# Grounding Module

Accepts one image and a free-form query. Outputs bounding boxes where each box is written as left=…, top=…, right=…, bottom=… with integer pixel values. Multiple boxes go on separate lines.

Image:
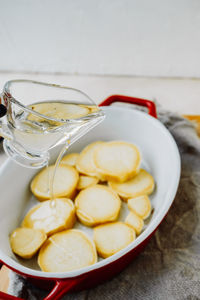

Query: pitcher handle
left=0, top=104, right=7, bottom=118
left=0, top=98, right=12, bottom=140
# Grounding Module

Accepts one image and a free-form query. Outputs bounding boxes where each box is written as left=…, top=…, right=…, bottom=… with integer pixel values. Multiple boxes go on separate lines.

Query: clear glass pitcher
left=0, top=80, right=105, bottom=168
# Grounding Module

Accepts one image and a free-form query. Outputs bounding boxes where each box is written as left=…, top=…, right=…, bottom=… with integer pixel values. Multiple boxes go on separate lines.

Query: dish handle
left=99, top=95, right=157, bottom=118
left=43, top=277, right=85, bottom=300
left=0, top=291, right=23, bottom=300
left=0, top=276, right=85, bottom=300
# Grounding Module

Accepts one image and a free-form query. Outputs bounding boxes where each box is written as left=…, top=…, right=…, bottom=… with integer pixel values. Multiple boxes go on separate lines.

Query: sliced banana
left=128, top=195, right=151, bottom=220
left=93, top=141, right=141, bottom=183
left=38, top=229, right=97, bottom=272
left=61, top=153, right=79, bottom=167
left=94, top=222, right=135, bottom=258
left=77, top=175, right=99, bottom=190
left=75, top=141, right=105, bottom=179
left=125, top=211, right=144, bottom=235
left=109, top=169, right=154, bottom=200
left=10, top=227, right=47, bottom=259
left=75, top=184, right=121, bottom=227
left=31, top=164, right=79, bottom=201
left=22, top=198, right=76, bottom=236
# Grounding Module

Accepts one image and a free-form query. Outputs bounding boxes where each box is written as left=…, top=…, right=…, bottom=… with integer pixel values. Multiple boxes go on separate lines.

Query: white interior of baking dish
left=0, top=106, right=180, bottom=278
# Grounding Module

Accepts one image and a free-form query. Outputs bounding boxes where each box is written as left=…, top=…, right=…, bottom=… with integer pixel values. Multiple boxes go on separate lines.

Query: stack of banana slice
left=10, top=141, right=155, bottom=272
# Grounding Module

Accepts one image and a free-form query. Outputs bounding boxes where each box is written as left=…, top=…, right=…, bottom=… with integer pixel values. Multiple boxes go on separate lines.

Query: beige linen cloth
left=6, top=106, right=200, bottom=299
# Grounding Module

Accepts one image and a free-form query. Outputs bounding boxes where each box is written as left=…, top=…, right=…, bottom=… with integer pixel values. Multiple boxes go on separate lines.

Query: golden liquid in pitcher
left=28, top=101, right=101, bottom=206
left=29, top=101, right=99, bottom=124
left=11, top=101, right=100, bottom=155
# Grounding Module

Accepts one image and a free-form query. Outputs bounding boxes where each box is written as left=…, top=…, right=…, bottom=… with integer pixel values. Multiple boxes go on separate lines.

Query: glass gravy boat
left=0, top=80, right=105, bottom=168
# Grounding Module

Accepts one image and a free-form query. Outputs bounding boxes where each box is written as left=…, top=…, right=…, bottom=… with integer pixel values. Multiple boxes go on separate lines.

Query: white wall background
left=0, top=0, right=200, bottom=77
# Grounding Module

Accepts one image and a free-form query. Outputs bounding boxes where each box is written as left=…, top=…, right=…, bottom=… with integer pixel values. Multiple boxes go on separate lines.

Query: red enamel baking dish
left=0, top=95, right=180, bottom=300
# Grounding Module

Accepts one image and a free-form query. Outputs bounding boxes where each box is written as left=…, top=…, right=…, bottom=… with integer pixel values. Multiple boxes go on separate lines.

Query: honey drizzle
left=49, top=142, right=69, bottom=208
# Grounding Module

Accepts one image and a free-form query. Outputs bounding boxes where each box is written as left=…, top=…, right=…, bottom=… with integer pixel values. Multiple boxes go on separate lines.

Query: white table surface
left=0, top=72, right=199, bottom=166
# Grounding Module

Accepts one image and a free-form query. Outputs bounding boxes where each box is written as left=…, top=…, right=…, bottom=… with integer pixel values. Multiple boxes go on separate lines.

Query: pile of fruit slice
left=9, top=141, right=155, bottom=272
